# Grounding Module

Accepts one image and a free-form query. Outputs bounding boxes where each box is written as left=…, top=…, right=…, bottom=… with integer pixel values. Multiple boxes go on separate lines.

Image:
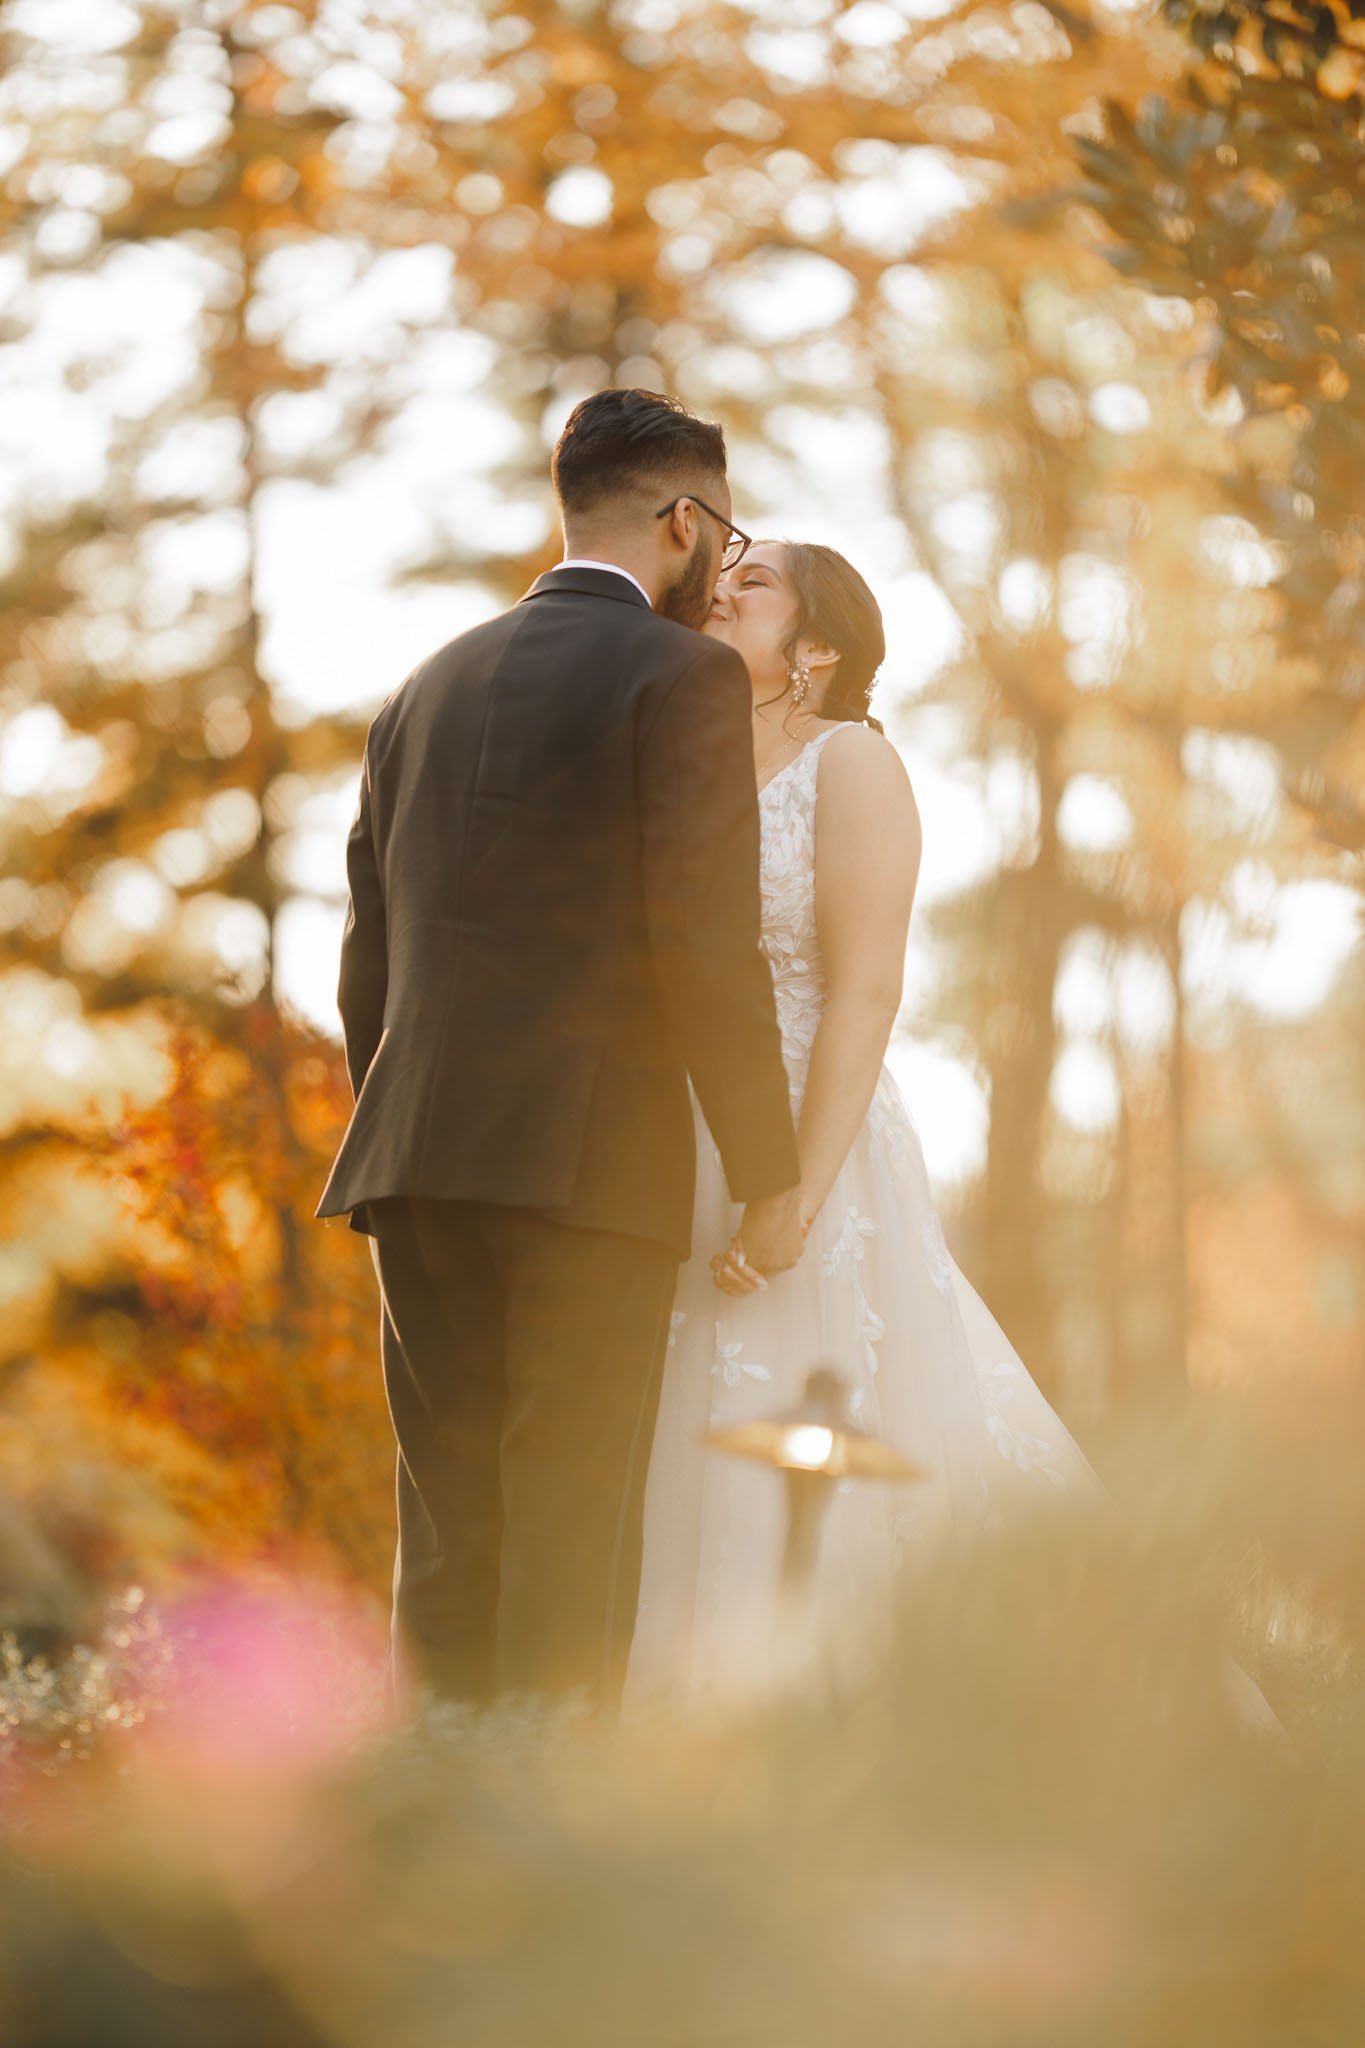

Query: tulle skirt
left=626, top=1063, right=1100, bottom=1709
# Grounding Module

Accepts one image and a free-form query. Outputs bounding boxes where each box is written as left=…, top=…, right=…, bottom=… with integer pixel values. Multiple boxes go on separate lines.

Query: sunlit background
left=2, top=0, right=1362, bottom=1571
left=1, top=3, right=1364, bottom=2037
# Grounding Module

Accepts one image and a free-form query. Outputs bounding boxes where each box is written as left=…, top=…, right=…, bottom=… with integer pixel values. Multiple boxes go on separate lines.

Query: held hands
left=709, top=1185, right=809, bottom=1298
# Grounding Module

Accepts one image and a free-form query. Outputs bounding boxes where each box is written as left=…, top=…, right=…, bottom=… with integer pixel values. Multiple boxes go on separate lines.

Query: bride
left=627, top=539, right=1099, bottom=1705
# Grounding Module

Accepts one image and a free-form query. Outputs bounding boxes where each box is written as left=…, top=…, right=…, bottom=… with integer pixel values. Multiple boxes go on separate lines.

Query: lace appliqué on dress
left=821, top=1206, right=885, bottom=1378
left=867, top=1072, right=913, bottom=1167
left=921, top=1214, right=953, bottom=1294
left=758, top=734, right=839, bottom=1107
left=713, top=1329, right=772, bottom=1390
left=979, top=1360, right=1069, bottom=1485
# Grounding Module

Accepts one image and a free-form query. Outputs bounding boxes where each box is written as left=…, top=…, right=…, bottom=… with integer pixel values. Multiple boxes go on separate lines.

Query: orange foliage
left=86, top=1008, right=393, bottom=1595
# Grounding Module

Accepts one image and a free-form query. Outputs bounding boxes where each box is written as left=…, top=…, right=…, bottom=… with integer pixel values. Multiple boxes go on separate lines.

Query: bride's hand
left=709, top=1235, right=767, bottom=1296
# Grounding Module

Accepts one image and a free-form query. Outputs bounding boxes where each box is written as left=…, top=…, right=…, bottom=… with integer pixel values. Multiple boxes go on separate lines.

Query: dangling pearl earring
left=788, top=656, right=812, bottom=709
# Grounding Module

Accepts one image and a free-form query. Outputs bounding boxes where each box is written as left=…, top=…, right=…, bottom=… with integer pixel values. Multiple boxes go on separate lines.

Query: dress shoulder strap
left=796, top=721, right=847, bottom=791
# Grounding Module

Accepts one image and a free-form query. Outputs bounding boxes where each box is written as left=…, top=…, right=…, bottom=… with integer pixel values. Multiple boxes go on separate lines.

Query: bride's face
left=702, top=543, right=794, bottom=689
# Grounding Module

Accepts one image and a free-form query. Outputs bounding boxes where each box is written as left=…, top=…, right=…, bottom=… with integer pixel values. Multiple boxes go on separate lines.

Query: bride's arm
left=796, top=725, right=921, bottom=1227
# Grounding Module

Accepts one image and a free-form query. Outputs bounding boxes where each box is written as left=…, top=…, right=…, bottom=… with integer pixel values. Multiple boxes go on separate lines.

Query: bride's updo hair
left=775, top=540, right=887, bottom=734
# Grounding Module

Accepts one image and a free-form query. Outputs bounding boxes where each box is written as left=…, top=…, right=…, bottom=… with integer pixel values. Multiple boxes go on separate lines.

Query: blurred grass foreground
left=4, top=1397, right=1365, bottom=2046
left=1, top=0, right=1364, bottom=2038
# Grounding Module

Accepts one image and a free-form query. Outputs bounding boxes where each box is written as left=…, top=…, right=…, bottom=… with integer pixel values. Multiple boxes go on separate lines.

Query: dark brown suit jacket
left=316, top=567, right=798, bottom=1258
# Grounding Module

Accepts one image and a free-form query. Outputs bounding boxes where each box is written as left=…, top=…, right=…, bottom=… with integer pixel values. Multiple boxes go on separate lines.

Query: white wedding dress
left=626, top=725, right=1099, bottom=1708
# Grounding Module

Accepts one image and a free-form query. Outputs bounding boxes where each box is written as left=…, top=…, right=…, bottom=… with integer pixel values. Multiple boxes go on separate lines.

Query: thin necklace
left=755, top=710, right=815, bottom=789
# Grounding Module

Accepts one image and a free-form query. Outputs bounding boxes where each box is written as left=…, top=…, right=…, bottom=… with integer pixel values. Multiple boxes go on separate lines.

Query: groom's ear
left=662, top=497, right=700, bottom=552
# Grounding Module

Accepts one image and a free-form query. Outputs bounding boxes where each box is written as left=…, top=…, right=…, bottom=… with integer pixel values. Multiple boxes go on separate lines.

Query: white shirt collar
left=555, top=558, right=653, bottom=609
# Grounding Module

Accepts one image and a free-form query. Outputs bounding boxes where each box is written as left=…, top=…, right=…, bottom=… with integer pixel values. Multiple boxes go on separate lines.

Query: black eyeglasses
left=655, top=495, right=752, bottom=572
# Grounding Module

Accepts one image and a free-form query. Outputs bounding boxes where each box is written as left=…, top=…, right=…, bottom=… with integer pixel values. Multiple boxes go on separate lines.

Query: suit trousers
left=368, top=1196, right=678, bottom=1710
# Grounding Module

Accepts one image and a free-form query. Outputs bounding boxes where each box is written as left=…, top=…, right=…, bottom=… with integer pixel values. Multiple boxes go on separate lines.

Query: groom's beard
left=656, top=529, right=717, bottom=631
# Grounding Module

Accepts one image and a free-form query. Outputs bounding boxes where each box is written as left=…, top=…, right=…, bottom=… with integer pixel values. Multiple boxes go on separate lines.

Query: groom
left=317, top=388, right=804, bottom=1710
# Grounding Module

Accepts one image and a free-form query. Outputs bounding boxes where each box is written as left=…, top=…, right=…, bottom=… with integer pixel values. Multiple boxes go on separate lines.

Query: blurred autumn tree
left=1077, top=1, right=1365, bottom=826
left=1051, top=0, right=1365, bottom=1387
left=0, top=0, right=466, bottom=1608
left=0, top=0, right=1358, bottom=1617
left=842, top=35, right=1350, bottom=1404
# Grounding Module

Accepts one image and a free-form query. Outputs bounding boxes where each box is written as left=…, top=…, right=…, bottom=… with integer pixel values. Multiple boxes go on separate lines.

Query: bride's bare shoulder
left=814, top=724, right=919, bottom=864
left=815, top=720, right=912, bottom=791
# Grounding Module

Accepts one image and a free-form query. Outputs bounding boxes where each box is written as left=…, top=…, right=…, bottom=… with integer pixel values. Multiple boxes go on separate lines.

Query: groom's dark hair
left=552, top=388, right=727, bottom=519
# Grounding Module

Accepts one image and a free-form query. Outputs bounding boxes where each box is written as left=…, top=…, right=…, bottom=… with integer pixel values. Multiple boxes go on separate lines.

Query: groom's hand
left=739, top=1185, right=806, bottom=1278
